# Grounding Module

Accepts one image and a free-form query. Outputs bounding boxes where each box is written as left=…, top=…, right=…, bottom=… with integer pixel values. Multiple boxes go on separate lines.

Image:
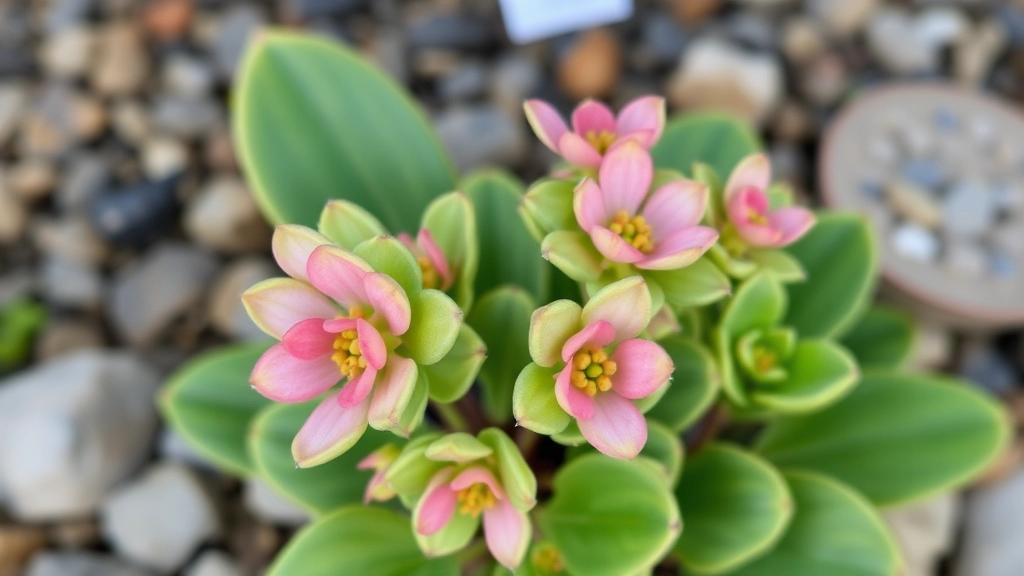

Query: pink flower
left=357, top=444, right=401, bottom=504
left=398, top=229, right=453, bottom=291
left=724, top=153, right=815, bottom=248
left=415, top=465, right=530, bottom=569
left=574, top=141, right=719, bottom=270
left=524, top=96, right=665, bottom=169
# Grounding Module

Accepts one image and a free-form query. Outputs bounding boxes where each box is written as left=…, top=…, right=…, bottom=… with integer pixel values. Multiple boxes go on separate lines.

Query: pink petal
left=577, top=393, right=647, bottom=460
left=484, top=500, right=531, bottom=570
left=768, top=206, right=816, bottom=246
left=356, top=319, right=387, bottom=370
left=363, top=272, right=411, bottom=336
left=281, top=318, right=335, bottom=360
left=367, top=356, right=418, bottom=430
left=635, top=226, right=719, bottom=270
left=241, top=278, right=338, bottom=340
left=590, top=226, right=645, bottom=264
left=418, top=229, right=453, bottom=288
left=362, top=469, right=393, bottom=504
left=415, top=469, right=458, bottom=536
left=561, top=320, right=616, bottom=363
left=571, top=99, right=617, bottom=136
left=272, top=225, right=331, bottom=282
left=555, top=363, right=595, bottom=420
left=728, top=187, right=781, bottom=247
left=307, top=245, right=372, bottom=309
left=609, top=339, right=673, bottom=399
left=598, top=141, right=652, bottom=216
left=558, top=132, right=603, bottom=168
left=615, top=96, right=665, bottom=143
left=323, top=317, right=357, bottom=333
left=250, top=344, right=340, bottom=403
left=641, top=180, right=709, bottom=240
left=337, top=366, right=378, bottom=408
left=580, top=276, right=650, bottom=342
left=724, top=153, right=772, bottom=206
left=397, top=232, right=416, bottom=250
left=450, top=466, right=507, bottom=501
left=292, top=391, right=370, bottom=468
left=572, top=178, right=609, bottom=232
left=523, top=99, right=569, bottom=153
left=615, top=129, right=657, bottom=149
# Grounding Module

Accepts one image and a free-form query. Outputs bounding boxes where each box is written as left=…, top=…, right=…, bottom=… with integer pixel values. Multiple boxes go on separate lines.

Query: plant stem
left=514, top=426, right=542, bottom=460
left=687, top=403, right=726, bottom=453
left=432, top=400, right=470, bottom=432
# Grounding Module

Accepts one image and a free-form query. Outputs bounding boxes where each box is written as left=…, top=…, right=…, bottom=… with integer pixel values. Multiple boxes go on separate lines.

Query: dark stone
left=639, top=14, right=687, bottom=68
left=961, top=342, right=1018, bottom=395
left=408, top=13, right=494, bottom=50
left=89, top=177, right=180, bottom=247
left=994, top=6, right=1024, bottom=49
left=281, top=0, right=364, bottom=19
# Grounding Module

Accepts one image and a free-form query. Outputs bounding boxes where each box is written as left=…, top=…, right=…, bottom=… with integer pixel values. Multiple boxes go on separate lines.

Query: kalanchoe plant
left=161, top=32, right=1011, bottom=576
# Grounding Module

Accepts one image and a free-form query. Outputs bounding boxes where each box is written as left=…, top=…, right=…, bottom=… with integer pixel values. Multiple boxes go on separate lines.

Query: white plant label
left=498, top=0, right=633, bottom=44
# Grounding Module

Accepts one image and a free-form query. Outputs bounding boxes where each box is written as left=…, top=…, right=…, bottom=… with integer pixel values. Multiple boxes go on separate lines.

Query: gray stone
left=32, top=215, right=109, bottom=266
left=280, top=0, right=364, bottom=19
left=185, top=551, right=242, bottom=576
left=101, top=464, right=220, bottom=572
left=0, top=352, right=159, bottom=520
left=956, top=467, right=1024, bottom=576
left=944, top=180, right=997, bottom=237
left=901, top=159, right=946, bottom=190
left=990, top=252, right=1018, bottom=279
left=637, top=14, right=687, bottom=69
left=866, top=134, right=899, bottom=166
left=19, top=83, right=104, bottom=158
left=150, top=96, right=222, bottom=139
left=141, top=136, right=189, bottom=180
left=867, top=9, right=941, bottom=75
left=36, top=320, right=105, bottom=361
left=435, top=106, right=526, bottom=173
left=184, top=176, right=270, bottom=254
left=25, top=552, right=154, bottom=576
left=40, top=26, right=94, bottom=78
left=58, top=153, right=110, bottom=212
left=886, top=180, right=942, bottom=228
left=798, top=53, right=848, bottom=106
left=781, top=16, right=826, bottom=64
left=111, top=100, right=150, bottom=144
left=208, top=258, right=277, bottom=340
left=945, top=241, right=987, bottom=278
left=158, top=429, right=215, bottom=470
left=408, top=12, right=493, bottom=50
left=369, top=27, right=407, bottom=84
left=9, top=160, right=57, bottom=202
left=213, top=5, right=265, bottom=79
left=439, top=62, right=488, bottom=102
left=0, top=187, right=27, bottom=243
left=0, top=82, right=29, bottom=146
left=990, top=220, right=1024, bottom=258
left=244, top=479, right=312, bottom=527
left=91, top=22, right=148, bottom=96
left=955, top=19, right=1006, bottom=87
left=960, top=340, right=1017, bottom=395
left=892, top=224, right=940, bottom=262
left=108, top=243, right=218, bottom=346
left=489, top=54, right=541, bottom=117
left=163, top=55, right=216, bottom=98
left=43, top=0, right=94, bottom=32
left=807, top=0, right=878, bottom=36
left=41, top=255, right=103, bottom=309
left=884, top=494, right=960, bottom=576
left=724, top=12, right=776, bottom=51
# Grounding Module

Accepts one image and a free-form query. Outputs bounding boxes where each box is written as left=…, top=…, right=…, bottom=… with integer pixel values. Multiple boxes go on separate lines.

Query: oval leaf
left=651, top=113, right=761, bottom=179
left=467, top=286, right=535, bottom=423
left=646, top=256, right=732, bottom=310
left=840, top=306, right=915, bottom=370
left=749, top=339, right=859, bottom=414
left=647, top=337, right=720, bottom=432
left=401, top=289, right=463, bottom=366
left=421, top=324, right=486, bottom=403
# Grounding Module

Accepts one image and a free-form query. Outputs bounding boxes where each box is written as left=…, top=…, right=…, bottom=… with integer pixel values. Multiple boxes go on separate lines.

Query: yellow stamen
left=747, top=208, right=769, bottom=226
left=417, top=255, right=440, bottom=290
left=569, top=344, right=618, bottom=397
left=532, top=543, right=566, bottom=573
left=456, top=483, right=497, bottom=518
left=585, top=130, right=617, bottom=154
left=330, top=307, right=369, bottom=379
left=608, top=210, right=655, bottom=253
left=753, top=346, right=776, bottom=373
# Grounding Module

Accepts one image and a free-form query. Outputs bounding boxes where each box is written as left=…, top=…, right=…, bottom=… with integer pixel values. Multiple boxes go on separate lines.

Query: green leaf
left=647, top=337, right=720, bottom=432
left=651, top=113, right=761, bottom=179
left=539, top=455, right=681, bottom=576
left=317, top=199, right=387, bottom=250
left=463, top=170, right=547, bottom=301
left=716, top=274, right=787, bottom=406
left=0, top=298, right=46, bottom=371
left=513, top=363, right=570, bottom=435
left=421, top=192, right=479, bottom=310
left=425, top=432, right=492, bottom=462
left=757, top=372, right=1011, bottom=507
left=467, top=286, right=535, bottom=423
left=478, top=428, right=538, bottom=510
left=160, top=342, right=272, bottom=476
left=749, top=339, right=859, bottom=414
left=249, top=401, right=391, bottom=514
left=746, top=250, right=806, bottom=284
left=354, top=235, right=422, bottom=298
left=646, top=256, right=732, bottom=310
left=520, top=178, right=577, bottom=243
left=784, top=214, right=877, bottom=339
left=673, top=443, right=792, bottom=575
left=421, top=324, right=486, bottom=403
left=567, top=421, right=684, bottom=487
left=840, top=306, right=915, bottom=370
left=731, top=471, right=901, bottom=576
left=541, top=230, right=603, bottom=283
left=235, top=32, right=455, bottom=231
left=267, top=506, right=457, bottom=576
left=401, top=289, right=463, bottom=366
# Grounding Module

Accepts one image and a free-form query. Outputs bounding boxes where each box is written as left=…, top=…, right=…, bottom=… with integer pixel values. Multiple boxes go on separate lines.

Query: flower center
left=416, top=255, right=440, bottom=290
left=608, top=210, right=654, bottom=253
left=746, top=207, right=769, bottom=226
left=585, top=130, right=617, bottom=154
left=331, top=307, right=368, bottom=378
left=456, top=482, right=497, bottom=517
left=532, top=543, right=566, bottom=573
left=570, top=345, right=618, bottom=397
left=753, top=346, right=777, bottom=372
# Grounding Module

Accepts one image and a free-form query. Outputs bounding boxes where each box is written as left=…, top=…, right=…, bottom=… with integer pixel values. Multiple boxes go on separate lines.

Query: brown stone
left=0, top=526, right=47, bottom=575
left=142, top=0, right=195, bottom=42
left=92, top=23, right=148, bottom=96
left=557, top=29, right=621, bottom=100
left=49, top=519, right=102, bottom=549
left=977, top=442, right=1024, bottom=486
left=669, top=0, right=722, bottom=26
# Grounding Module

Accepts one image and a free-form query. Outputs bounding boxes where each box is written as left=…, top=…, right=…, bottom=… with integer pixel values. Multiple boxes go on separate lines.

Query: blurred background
left=1, top=0, right=1024, bottom=574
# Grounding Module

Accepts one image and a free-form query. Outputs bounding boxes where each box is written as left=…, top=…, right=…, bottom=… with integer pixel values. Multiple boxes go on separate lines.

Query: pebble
left=886, top=179, right=942, bottom=228
left=41, top=255, right=103, bottom=309
left=943, top=180, right=996, bottom=237
left=57, top=153, right=110, bottom=212
left=636, top=14, right=687, bottom=71
left=489, top=54, right=541, bottom=116
left=212, top=5, right=266, bottom=79
left=184, top=176, right=270, bottom=254
left=244, top=479, right=312, bottom=528
left=163, top=55, right=216, bottom=98
left=990, top=220, right=1023, bottom=258
left=867, top=9, right=941, bottom=75
left=892, top=223, right=941, bottom=262
left=39, top=26, right=94, bottom=78
left=866, top=134, right=900, bottom=166
left=203, top=126, right=237, bottom=171
left=0, top=187, right=27, bottom=243
left=439, top=61, right=488, bottom=102
left=781, top=16, right=826, bottom=64
left=9, top=160, right=57, bottom=202
left=724, top=12, right=776, bottom=51
left=408, top=12, right=493, bottom=50
left=36, top=319, right=105, bottom=361
left=158, top=429, right=215, bottom=470
left=884, top=495, right=960, bottom=576
left=208, top=258, right=277, bottom=340
left=435, top=106, right=527, bottom=173
left=955, top=19, right=1007, bottom=87
left=799, top=53, right=849, bottom=106
left=150, top=96, right=222, bottom=139
left=91, top=22, right=148, bottom=96
left=90, top=177, right=180, bottom=246
left=108, top=243, right=218, bottom=346
left=50, top=519, right=102, bottom=549
left=960, top=339, right=1017, bottom=395
left=142, top=0, right=194, bottom=42
left=0, top=526, right=48, bottom=576
left=670, top=0, right=722, bottom=26
left=25, top=552, right=155, bottom=576
left=185, top=550, right=242, bottom=576
left=955, top=467, right=1024, bottom=576
left=901, top=159, right=946, bottom=190
left=945, top=241, right=987, bottom=278
left=368, top=27, right=407, bottom=84
left=990, top=252, right=1018, bottom=279
left=910, top=320, right=953, bottom=371
left=101, top=463, right=221, bottom=572
left=32, top=215, right=110, bottom=266
left=808, top=0, right=878, bottom=36
left=0, top=351, right=159, bottom=520
left=43, top=0, right=93, bottom=33
left=142, top=136, right=189, bottom=180
left=0, top=82, right=29, bottom=146
left=281, top=0, right=365, bottom=20
left=557, top=29, right=621, bottom=100
left=20, top=84, right=106, bottom=158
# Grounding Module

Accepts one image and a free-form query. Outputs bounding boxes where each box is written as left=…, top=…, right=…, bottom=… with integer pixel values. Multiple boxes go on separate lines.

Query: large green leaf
left=651, top=113, right=761, bottom=179
left=647, top=337, right=719, bottom=432
left=248, top=401, right=391, bottom=514
left=462, top=170, right=548, bottom=301
left=715, top=274, right=787, bottom=406
left=749, top=339, right=859, bottom=414
left=159, top=341, right=272, bottom=476
left=783, top=214, right=877, bottom=339
left=646, top=257, right=732, bottom=310
left=467, top=286, right=535, bottom=423
left=757, top=372, right=1011, bottom=507
left=840, top=306, right=915, bottom=370
left=731, top=471, right=901, bottom=576
left=539, top=455, right=680, bottom=576
left=235, top=32, right=455, bottom=231
left=674, top=443, right=792, bottom=575
left=267, top=506, right=457, bottom=576
left=421, top=324, right=486, bottom=403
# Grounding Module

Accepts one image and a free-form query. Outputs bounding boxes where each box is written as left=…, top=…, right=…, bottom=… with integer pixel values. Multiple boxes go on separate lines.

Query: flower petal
left=272, top=225, right=332, bottom=282
left=337, top=366, right=378, bottom=408
left=364, top=272, right=412, bottom=336
left=642, top=179, right=709, bottom=240
left=281, top=317, right=336, bottom=360
left=292, top=391, right=370, bottom=468
left=573, top=178, right=609, bottom=233
left=728, top=187, right=781, bottom=247
left=635, top=226, right=719, bottom=270
left=450, top=466, right=507, bottom=501
left=241, top=278, right=338, bottom=340
left=356, top=319, right=387, bottom=370
left=768, top=206, right=816, bottom=246
left=615, top=129, right=657, bottom=149
left=250, top=344, right=340, bottom=403
left=558, top=132, right=603, bottom=168
left=555, top=363, right=595, bottom=420
left=577, top=393, right=647, bottom=460
left=368, top=356, right=418, bottom=431
left=571, top=99, right=617, bottom=136
left=609, top=339, right=673, bottom=399
left=561, top=320, right=616, bottom=363
left=616, top=96, right=665, bottom=143
left=523, top=99, right=569, bottom=153
left=581, top=276, right=652, bottom=342
left=418, top=228, right=453, bottom=289
left=307, top=245, right=372, bottom=308
left=415, top=468, right=458, bottom=536
left=590, top=226, right=645, bottom=264
left=598, top=141, right=652, bottom=215
left=724, top=153, right=772, bottom=206
left=484, top=500, right=531, bottom=570
left=529, top=299, right=582, bottom=367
